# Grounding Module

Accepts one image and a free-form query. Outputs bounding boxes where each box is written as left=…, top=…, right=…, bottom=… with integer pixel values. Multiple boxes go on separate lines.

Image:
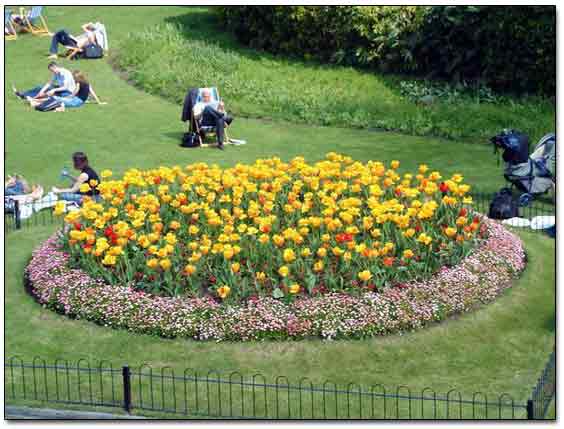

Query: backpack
left=181, top=132, right=200, bottom=148
left=488, top=188, right=519, bottom=220
left=35, top=97, right=63, bottom=112
left=81, top=43, right=104, bottom=59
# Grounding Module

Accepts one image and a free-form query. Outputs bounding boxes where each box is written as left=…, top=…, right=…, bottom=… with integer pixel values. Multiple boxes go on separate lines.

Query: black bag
left=488, top=188, right=519, bottom=219
left=35, top=97, right=63, bottom=112
left=181, top=132, right=200, bottom=148
left=81, top=43, right=104, bottom=59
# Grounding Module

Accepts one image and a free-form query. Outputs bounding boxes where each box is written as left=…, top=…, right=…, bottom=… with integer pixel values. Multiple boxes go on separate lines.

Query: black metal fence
left=5, top=198, right=59, bottom=232
left=4, top=191, right=556, bottom=234
left=472, top=191, right=556, bottom=223
left=528, top=349, right=556, bottom=419
left=4, top=350, right=556, bottom=420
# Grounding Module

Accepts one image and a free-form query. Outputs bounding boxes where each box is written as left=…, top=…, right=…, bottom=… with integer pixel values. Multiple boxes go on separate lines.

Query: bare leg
left=26, top=96, right=42, bottom=108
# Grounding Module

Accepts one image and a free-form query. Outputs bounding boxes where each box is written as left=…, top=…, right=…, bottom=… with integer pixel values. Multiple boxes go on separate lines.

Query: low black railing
left=528, top=348, right=556, bottom=419
left=5, top=198, right=59, bottom=232
left=4, top=353, right=554, bottom=420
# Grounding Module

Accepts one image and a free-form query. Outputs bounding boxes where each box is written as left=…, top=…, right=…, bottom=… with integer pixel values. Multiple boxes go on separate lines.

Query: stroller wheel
left=519, top=193, right=533, bottom=207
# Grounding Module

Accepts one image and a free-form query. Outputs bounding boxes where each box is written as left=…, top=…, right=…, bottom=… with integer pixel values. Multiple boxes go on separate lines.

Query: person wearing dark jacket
left=181, top=88, right=233, bottom=150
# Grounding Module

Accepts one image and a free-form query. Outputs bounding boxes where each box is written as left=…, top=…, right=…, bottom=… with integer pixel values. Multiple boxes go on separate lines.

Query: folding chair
left=189, top=87, right=231, bottom=147
left=21, top=6, right=50, bottom=36
left=63, top=45, right=82, bottom=59
left=4, top=9, right=17, bottom=40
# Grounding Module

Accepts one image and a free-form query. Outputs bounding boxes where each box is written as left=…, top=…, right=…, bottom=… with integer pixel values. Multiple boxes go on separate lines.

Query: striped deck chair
left=21, top=6, right=50, bottom=36
left=190, top=87, right=231, bottom=147
left=5, top=9, right=17, bottom=40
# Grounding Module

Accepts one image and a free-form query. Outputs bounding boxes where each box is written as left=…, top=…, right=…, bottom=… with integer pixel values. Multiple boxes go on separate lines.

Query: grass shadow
left=163, top=8, right=364, bottom=74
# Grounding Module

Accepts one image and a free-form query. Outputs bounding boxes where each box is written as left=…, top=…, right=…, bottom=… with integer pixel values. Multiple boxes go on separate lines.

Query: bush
left=218, top=6, right=427, bottom=69
left=217, top=6, right=555, bottom=95
left=412, top=6, right=556, bottom=95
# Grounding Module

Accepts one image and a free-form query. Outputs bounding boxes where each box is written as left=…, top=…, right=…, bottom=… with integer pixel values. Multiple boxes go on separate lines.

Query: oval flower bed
left=24, top=154, right=525, bottom=341
left=26, top=219, right=524, bottom=340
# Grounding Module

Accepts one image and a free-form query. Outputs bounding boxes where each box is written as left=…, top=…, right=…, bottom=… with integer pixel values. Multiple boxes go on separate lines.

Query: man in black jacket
left=181, top=88, right=233, bottom=150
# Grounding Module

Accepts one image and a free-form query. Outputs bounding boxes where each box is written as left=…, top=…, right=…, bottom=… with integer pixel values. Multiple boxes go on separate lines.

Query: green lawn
left=5, top=5, right=555, bottom=419
left=114, top=8, right=555, bottom=143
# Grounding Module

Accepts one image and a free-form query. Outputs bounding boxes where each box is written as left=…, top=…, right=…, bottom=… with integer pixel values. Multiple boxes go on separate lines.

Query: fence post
left=122, top=366, right=132, bottom=414
left=526, top=399, right=534, bottom=420
left=14, top=200, right=21, bottom=230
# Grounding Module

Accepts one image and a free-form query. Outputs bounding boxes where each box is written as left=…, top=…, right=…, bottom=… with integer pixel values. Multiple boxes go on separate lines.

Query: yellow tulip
left=289, top=284, right=300, bottom=294
left=403, top=249, right=414, bottom=259
left=283, top=248, right=296, bottom=263
left=313, top=260, right=324, bottom=272
left=146, top=258, right=159, bottom=269
left=100, top=169, right=113, bottom=179
left=102, top=254, right=117, bottom=266
left=184, top=264, right=196, bottom=276
left=54, top=202, right=66, bottom=216
left=217, top=285, right=231, bottom=299
left=358, top=270, right=372, bottom=282
left=278, top=266, right=289, bottom=277
left=159, top=259, right=172, bottom=271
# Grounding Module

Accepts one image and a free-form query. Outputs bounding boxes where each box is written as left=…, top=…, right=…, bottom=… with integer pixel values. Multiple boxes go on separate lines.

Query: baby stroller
left=491, top=130, right=556, bottom=206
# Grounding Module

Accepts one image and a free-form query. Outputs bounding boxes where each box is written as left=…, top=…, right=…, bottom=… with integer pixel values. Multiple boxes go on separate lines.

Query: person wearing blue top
left=26, top=70, right=106, bottom=112
left=12, top=62, right=76, bottom=100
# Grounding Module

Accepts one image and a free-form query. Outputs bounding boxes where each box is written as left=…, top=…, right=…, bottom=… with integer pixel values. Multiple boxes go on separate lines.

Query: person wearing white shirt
left=193, top=89, right=233, bottom=150
left=13, top=62, right=76, bottom=100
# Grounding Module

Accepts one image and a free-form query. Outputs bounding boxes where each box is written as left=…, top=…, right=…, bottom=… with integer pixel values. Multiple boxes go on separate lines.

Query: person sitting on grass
left=193, top=88, right=233, bottom=151
left=13, top=62, right=76, bottom=100
left=51, top=152, right=100, bottom=205
left=48, top=22, right=103, bottom=59
left=26, top=70, right=106, bottom=112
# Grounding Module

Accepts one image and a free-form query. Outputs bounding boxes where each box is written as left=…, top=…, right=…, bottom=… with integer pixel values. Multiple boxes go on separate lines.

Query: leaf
left=272, top=288, right=284, bottom=299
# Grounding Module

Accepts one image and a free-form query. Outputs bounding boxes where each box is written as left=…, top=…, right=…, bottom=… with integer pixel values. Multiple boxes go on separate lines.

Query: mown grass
left=112, top=9, right=555, bottom=143
left=4, top=5, right=555, bottom=419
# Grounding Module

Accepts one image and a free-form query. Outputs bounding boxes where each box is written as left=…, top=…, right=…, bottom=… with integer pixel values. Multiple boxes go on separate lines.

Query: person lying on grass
left=193, top=88, right=233, bottom=151
left=5, top=174, right=44, bottom=202
left=13, top=62, right=76, bottom=101
left=51, top=152, right=100, bottom=205
left=47, top=22, right=103, bottom=59
left=25, top=70, right=106, bottom=112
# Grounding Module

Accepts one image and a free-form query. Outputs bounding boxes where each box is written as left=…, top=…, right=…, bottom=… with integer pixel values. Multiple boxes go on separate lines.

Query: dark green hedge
left=217, top=6, right=555, bottom=95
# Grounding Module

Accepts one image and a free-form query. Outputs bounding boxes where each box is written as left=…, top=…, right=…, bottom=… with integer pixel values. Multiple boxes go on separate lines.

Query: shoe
left=12, top=84, right=23, bottom=99
left=47, top=54, right=58, bottom=59
left=217, top=144, right=224, bottom=150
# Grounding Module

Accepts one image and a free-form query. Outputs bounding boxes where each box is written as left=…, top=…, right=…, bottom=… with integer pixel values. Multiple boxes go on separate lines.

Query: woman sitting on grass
left=52, top=152, right=100, bottom=205
left=27, top=70, right=106, bottom=112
